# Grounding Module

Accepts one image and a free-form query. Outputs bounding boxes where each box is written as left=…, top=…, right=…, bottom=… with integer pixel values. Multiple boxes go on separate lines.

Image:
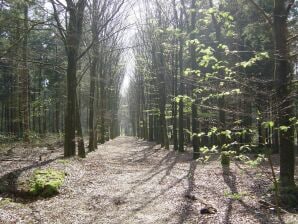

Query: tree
left=273, top=0, right=296, bottom=189
left=51, top=0, right=86, bottom=157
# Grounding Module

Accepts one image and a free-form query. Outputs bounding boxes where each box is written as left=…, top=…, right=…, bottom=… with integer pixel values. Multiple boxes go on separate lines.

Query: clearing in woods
left=0, top=137, right=296, bottom=223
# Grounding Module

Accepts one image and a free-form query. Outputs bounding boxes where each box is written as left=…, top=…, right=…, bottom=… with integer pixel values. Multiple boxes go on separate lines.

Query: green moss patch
left=29, top=168, right=65, bottom=197
left=57, top=159, right=70, bottom=165
left=0, top=198, right=13, bottom=207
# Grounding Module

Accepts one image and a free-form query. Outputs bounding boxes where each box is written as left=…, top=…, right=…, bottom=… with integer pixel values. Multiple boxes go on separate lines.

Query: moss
left=0, top=198, right=12, bottom=207
left=57, top=159, right=70, bottom=165
left=224, top=191, right=248, bottom=200
left=29, top=168, right=65, bottom=197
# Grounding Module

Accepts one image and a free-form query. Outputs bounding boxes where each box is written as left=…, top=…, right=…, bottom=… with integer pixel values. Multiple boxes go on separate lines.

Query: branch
left=76, top=0, right=125, bottom=61
left=287, top=34, right=298, bottom=43
left=0, top=21, right=48, bottom=59
left=55, top=0, right=67, bottom=8
left=50, top=0, right=66, bottom=45
left=286, top=0, right=295, bottom=14
left=246, top=0, right=272, bottom=25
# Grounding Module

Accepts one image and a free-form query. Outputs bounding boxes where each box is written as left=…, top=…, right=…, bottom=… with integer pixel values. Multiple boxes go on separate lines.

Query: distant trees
left=49, top=0, right=126, bottom=157
left=0, top=0, right=125, bottom=156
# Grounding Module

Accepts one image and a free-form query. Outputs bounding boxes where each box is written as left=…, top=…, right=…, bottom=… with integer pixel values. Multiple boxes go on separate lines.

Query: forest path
left=1, top=137, right=290, bottom=224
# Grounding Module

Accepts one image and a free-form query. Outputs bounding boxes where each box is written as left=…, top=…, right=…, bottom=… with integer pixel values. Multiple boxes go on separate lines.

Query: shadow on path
left=177, top=161, right=197, bottom=224
left=222, top=166, right=284, bottom=224
left=0, top=157, right=62, bottom=202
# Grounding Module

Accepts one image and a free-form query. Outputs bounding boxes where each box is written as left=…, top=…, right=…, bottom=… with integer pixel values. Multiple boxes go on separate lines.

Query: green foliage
left=174, top=95, right=194, bottom=104
left=29, top=168, right=65, bottom=197
left=221, top=130, right=232, bottom=139
left=242, top=23, right=271, bottom=50
left=236, top=52, right=269, bottom=68
left=245, top=154, right=267, bottom=167
left=27, top=131, right=41, bottom=143
left=57, top=159, right=70, bottom=165
left=261, top=121, right=274, bottom=128
left=0, top=134, right=18, bottom=144
left=221, top=151, right=231, bottom=166
left=279, top=125, right=290, bottom=132
left=224, top=191, right=248, bottom=200
left=195, top=145, right=218, bottom=163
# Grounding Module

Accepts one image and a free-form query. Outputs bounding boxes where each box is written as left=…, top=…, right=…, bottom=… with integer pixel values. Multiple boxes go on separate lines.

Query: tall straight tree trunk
left=64, top=51, right=77, bottom=156
left=38, top=63, right=42, bottom=134
left=88, top=48, right=98, bottom=151
left=99, top=69, right=106, bottom=144
left=157, top=52, right=169, bottom=149
left=172, top=0, right=181, bottom=151
left=10, top=17, right=21, bottom=137
left=189, top=0, right=199, bottom=159
left=178, top=8, right=185, bottom=152
left=172, top=52, right=178, bottom=150
left=55, top=100, right=60, bottom=133
left=149, top=114, right=154, bottom=141
left=76, top=95, right=85, bottom=158
left=155, top=8, right=169, bottom=149
left=273, top=0, right=296, bottom=188
left=155, top=115, right=161, bottom=144
left=20, top=3, right=30, bottom=142
left=61, top=0, right=86, bottom=157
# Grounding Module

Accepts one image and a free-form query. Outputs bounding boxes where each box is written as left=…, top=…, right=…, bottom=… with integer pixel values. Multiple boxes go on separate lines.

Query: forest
left=0, top=0, right=297, bottom=223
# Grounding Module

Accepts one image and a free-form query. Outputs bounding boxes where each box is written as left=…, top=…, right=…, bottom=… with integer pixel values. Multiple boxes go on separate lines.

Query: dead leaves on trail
left=0, top=137, right=297, bottom=224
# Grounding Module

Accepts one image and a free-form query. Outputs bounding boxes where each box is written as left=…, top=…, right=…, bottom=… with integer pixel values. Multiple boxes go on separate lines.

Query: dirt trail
left=0, top=137, right=295, bottom=223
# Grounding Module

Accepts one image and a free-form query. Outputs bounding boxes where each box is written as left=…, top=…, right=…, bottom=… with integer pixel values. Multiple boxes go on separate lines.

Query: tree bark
left=20, top=3, right=30, bottom=142
left=63, top=0, right=86, bottom=157
left=273, top=0, right=296, bottom=188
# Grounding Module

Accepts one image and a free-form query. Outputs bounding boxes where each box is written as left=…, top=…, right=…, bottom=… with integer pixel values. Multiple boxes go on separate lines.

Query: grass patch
left=224, top=191, right=248, bottom=200
left=29, top=168, right=65, bottom=197
left=57, top=159, right=70, bottom=165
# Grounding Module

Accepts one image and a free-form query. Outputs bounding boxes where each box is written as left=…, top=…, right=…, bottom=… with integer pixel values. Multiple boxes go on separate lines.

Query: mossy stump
left=29, top=168, right=65, bottom=197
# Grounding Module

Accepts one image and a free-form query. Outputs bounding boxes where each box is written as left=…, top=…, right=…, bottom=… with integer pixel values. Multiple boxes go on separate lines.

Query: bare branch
left=246, top=0, right=272, bottom=25
left=50, top=0, right=66, bottom=45
left=76, top=0, right=125, bottom=61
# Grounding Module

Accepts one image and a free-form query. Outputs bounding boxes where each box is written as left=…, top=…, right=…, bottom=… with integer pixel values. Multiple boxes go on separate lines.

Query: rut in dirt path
left=1, top=137, right=284, bottom=224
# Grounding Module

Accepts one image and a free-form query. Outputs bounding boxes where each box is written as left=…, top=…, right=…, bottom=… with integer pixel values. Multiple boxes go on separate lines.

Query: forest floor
left=0, top=137, right=297, bottom=224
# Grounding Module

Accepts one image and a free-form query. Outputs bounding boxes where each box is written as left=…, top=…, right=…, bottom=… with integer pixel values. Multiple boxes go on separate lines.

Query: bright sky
left=120, top=0, right=143, bottom=96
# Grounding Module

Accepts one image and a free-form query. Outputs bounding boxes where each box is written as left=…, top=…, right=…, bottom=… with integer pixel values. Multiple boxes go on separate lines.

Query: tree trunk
left=99, top=69, right=106, bottom=144
left=63, top=0, right=86, bottom=157
left=20, top=3, right=30, bottom=142
left=178, top=8, right=184, bottom=152
left=64, top=51, right=77, bottom=157
left=76, top=95, right=85, bottom=158
left=88, top=53, right=97, bottom=151
left=189, top=0, right=199, bottom=159
left=273, top=0, right=296, bottom=188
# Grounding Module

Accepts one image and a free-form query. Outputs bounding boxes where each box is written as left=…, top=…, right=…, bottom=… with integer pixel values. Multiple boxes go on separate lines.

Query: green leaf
left=262, top=121, right=274, bottom=128
left=279, top=126, right=289, bottom=132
